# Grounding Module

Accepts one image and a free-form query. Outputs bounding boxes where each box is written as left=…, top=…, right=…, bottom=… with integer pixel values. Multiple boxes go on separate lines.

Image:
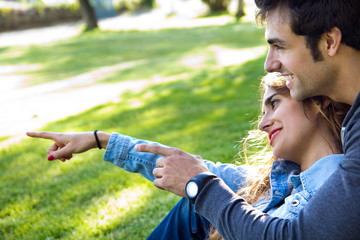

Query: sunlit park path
left=0, top=1, right=268, bottom=239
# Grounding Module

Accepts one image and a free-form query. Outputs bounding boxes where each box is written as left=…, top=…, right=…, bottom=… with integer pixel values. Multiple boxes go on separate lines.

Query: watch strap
left=186, top=172, right=217, bottom=204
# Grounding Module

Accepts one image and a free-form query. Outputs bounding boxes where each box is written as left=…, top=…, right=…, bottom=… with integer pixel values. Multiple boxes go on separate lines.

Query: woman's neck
left=298, top=133, right=341, bottom=171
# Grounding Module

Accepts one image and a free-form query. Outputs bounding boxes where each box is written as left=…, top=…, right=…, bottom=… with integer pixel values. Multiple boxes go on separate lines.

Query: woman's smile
left=269, top=128, right=282, bottom=146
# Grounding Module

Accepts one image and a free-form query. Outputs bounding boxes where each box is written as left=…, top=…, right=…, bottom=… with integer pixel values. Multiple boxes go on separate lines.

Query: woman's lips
left=269, top=128, right=282, bottom=146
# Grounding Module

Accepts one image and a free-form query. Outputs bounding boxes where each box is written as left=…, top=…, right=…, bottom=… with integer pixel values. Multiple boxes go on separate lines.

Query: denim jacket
left=104, top=132, right=343, bottom=219
left=255, top=154, right=343, bottom=219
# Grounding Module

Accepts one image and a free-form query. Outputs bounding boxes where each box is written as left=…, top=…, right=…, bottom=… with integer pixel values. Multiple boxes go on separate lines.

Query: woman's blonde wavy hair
left=208, top=73, right=350, bottom=240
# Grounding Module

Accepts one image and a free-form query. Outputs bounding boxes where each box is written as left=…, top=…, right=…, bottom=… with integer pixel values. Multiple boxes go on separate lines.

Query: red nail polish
left=48, top=155, right=54, bottom=161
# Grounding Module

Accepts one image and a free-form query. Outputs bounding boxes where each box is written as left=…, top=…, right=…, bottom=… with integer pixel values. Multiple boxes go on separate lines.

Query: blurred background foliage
left=0, top=0, right=246, bottom=31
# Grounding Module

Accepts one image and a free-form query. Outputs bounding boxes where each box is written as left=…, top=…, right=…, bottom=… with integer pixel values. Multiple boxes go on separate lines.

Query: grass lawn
left=0, top=17, right=266, bottom=239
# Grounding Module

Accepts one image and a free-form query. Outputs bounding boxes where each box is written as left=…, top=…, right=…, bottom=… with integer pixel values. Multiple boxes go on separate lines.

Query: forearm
left=103, top=133, right=254, bottom=189
left=103, top=133, right=167, bottom=181
left=195, top=178, right=291, bottom=240
left=102, top=134, right=224, bottom=183
left=195, top=170, right=360, bottom=240
left=204, top=160, right=254, bottom=192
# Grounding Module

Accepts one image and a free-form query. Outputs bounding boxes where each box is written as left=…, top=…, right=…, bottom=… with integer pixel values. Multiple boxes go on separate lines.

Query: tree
left=201, top=0, right=231, bottom=13
left=235, top=0, right=245, bottom=19
left=78, top=0, right=98, bottom=30
left=140, top=0, right=154, bottom=8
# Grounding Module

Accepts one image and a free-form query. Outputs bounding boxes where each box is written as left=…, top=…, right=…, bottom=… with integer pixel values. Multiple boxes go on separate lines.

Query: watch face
left=186, top=181, right=198, bottom=198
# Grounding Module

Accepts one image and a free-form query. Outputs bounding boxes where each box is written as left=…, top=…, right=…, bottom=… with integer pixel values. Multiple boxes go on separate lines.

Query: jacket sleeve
left=205, top=160, right=255, bottom=192
left=103, top=132, right=162, bottom=182
left=104, top=133, right=253, bottom=190
left=195, top=109, right=360, bottom=240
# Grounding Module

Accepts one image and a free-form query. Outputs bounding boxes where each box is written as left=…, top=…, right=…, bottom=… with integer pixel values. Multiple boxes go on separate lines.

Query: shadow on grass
left=0, top=47, right=9, bottom=54
left=0, top=54, right=265, bottom=239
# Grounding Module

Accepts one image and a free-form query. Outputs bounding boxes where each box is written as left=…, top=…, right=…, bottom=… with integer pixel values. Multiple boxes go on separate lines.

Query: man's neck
left=332, top=47, right=360, bottom=105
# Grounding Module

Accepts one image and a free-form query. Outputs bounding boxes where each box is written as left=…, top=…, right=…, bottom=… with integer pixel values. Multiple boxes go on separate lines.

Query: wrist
left=185, top=172, right=217, bottom=204
left=99, top=131, right=110, bottom=149
left=93, top=131, right=110, bottom=150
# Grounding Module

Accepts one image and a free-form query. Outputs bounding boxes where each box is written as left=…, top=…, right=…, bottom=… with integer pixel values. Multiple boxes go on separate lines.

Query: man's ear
left=324, top=27, right=342, bottom=57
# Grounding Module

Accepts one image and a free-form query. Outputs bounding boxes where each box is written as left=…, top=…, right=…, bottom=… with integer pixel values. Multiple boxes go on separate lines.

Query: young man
left=136, top=0, right=360, bottom=239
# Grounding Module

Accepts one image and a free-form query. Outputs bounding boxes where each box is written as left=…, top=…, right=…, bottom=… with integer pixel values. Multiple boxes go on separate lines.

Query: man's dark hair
left=255, top=0, right=360, bottom=62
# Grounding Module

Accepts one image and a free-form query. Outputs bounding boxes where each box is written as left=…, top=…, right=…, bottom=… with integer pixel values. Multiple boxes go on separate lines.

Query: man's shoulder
left=343, top=91, right=360, bottom=128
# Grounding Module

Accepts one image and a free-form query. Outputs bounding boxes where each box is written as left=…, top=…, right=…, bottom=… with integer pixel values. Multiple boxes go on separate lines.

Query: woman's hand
left=26, top=131, right=110, bottom=162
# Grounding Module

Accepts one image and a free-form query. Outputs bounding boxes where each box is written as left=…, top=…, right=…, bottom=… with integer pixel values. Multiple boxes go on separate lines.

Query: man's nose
left=264, top=51, right=282, bottom=73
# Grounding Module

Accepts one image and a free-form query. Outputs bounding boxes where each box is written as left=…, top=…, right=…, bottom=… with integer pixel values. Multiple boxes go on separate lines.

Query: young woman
left=27, top=73, right=350, bottom=239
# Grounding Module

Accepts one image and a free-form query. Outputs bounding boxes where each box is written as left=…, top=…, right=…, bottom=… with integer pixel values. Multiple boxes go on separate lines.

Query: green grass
left=0, top=18, right=266, bottom=239
left=1, top=21, right=265, bottom=86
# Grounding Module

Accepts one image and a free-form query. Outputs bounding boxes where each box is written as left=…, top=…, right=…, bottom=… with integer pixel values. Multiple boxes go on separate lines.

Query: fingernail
left=48, top=155, right=54, bottom=161
left=66, top=155, right=72, bottom=160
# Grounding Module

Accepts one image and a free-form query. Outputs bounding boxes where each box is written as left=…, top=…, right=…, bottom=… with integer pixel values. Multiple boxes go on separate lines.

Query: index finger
left=26, top=131, right=58, bottom=141
left=135, top=144, right=179, bottom=157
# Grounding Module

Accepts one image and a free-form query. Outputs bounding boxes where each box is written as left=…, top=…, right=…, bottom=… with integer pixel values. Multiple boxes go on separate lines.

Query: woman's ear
left=314, top=96, right=331, bottom=110
left=321, top=97, right=331, bottom=109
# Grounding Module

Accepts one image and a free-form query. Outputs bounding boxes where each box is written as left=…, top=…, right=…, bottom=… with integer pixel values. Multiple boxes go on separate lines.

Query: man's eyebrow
left=267, top=38, right=287, bottom=45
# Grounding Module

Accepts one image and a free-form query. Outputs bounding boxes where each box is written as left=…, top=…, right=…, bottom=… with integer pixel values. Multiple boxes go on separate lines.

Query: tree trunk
left=202, top=0, right=231, bottom=13
left=235, top=0, right=245, bottom=19
left=78, top=0, right=98, bottom=30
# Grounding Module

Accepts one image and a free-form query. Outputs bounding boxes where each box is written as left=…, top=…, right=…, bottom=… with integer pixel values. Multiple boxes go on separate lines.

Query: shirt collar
left=298, top=154, right=344, bottom=194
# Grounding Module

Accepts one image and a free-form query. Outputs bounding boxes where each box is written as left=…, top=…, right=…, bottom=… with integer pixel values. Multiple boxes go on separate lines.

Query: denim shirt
left=104, top=132, right=343, bottom=219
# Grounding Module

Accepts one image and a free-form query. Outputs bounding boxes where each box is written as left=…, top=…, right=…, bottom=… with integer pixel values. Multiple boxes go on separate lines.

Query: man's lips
left=269, top=128, right=282, bottom=145
left=282, top=74, right=294, bottom=88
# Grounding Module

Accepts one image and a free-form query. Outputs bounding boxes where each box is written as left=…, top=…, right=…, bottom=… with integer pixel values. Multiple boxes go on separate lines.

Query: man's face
left=264, top=9, right=334, bottom=101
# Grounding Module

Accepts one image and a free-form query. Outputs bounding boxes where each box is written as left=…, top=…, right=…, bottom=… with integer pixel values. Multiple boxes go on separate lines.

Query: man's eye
left=274, top=45, right=283, bottom=50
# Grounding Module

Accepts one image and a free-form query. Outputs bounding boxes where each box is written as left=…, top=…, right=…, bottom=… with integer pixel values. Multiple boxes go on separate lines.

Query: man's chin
left=290, top=89, right=307, bottom=101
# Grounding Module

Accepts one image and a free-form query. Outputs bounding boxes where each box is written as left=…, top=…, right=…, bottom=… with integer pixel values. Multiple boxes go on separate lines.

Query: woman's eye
left=271, top=99, right=279, bottom=108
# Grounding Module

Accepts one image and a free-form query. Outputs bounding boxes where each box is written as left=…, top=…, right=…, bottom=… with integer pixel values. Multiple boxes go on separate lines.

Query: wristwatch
left=185, top=172, right=217, bottom=204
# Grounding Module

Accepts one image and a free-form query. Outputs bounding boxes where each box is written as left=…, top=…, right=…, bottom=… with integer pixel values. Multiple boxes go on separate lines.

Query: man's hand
left=135, top=144, right=209, bottom=197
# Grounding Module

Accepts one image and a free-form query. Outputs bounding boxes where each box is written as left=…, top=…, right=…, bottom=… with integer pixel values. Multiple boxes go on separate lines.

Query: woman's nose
left=258, top=116, right=273, bottom=132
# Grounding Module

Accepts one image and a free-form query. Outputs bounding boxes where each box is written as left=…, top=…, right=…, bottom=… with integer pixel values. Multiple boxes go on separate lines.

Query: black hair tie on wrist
left=94, top=130, right=102, bottom=149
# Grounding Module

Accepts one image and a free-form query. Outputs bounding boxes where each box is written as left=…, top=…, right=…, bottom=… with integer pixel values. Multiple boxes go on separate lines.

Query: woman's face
left=258, top=87, right=319, bottom=162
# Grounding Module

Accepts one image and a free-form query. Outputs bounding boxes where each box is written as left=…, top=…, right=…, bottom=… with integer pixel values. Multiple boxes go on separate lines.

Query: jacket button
left=290, top=199, right=300, bottom=207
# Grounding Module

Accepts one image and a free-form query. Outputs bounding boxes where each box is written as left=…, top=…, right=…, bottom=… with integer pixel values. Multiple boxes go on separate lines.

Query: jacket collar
left=296, top=154, right=343, bottom=195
